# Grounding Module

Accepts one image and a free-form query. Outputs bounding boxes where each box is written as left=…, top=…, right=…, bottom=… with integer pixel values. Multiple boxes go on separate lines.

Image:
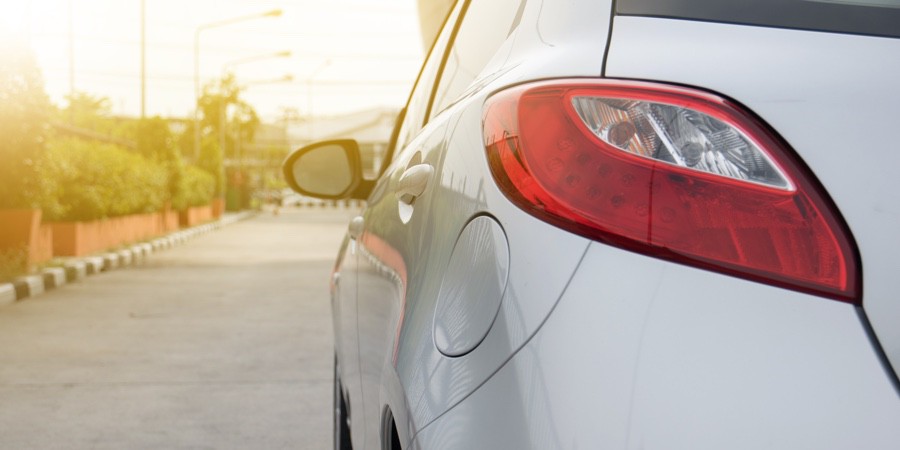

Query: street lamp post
left=193, top=8, right=282, bottom=160
left=140, top=0, right=146, bottom=119
left=68, top=0, right=74, bottom=124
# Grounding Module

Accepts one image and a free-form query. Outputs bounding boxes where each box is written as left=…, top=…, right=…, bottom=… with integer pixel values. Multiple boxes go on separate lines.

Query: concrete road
left=0, top=208, right=354, bottom=449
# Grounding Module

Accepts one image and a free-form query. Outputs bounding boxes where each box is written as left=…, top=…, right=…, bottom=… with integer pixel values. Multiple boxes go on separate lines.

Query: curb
left=0, top=284, right=15, bottom=307
left=84, top=257, right=104, bottom=275
left=102, top=253, right=121, bottom=271
left=42, top=267, right=67, bottom=290
left=0, top=212, right=256, bottom=305
left=63, top=261, right=87, bottom=282
left=13, top=275, right=44, bottom=300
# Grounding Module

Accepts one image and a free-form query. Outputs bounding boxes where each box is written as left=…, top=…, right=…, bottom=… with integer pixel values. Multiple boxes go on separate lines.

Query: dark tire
left=334, top=358, right=353, bottom=450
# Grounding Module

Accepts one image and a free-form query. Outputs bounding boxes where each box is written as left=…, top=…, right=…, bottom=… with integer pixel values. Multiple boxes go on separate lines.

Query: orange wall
left=179, top=205, right=214, bottom=228
left=0, top=209, right=53, bottom=269
left=51, top=212, right=162, bottom=257
left=4, top=205, right=215, bottom=260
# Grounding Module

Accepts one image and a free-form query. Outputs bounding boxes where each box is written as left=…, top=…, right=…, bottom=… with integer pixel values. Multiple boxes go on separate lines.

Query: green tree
left=197, top=134, right=225, bottom=196
left=134, top=116, right=176, bottom=162
left=59, top=91, right=137, bottom=141
left=0, top=41, right=52, bottom=209
left=198, top=73, right=260, bottom=159
left=132, top=116, right=189, bottom=207
left=193, top=74, right=260, bottom=197
left=65, top=92, right=112, bottom=125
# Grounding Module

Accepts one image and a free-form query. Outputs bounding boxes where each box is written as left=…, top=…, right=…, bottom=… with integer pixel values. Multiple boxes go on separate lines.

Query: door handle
left=348, top=216, right=365, bottom=240
left=395, top=163, right=434, bottom=204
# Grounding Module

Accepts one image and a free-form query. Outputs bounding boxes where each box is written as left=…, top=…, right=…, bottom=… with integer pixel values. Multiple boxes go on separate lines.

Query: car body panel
left=361, top=77, right=594, bottom=446
left=605, top=15, right=900, bottom=380
left=320, top=2, right=900, bottom=449
left=432, top=215, right=510, bottom=358
left=332, top=233, right=366, bottom=445
left=340, top=1, right=617, bottom=448
left=411, top=244, right=900, bottom=449
left=356, top=114, right=453, bottom=449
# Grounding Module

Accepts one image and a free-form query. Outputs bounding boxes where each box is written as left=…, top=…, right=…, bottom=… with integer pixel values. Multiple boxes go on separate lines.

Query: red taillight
left=483, top=80, right=859, bottom=303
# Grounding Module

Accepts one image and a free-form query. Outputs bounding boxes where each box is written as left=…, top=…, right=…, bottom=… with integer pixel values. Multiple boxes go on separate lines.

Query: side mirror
left=283, top=139, right=369, bottom=200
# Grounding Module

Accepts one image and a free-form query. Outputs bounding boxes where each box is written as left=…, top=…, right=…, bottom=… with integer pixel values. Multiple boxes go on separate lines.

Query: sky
left=0, top=0, right=425, bottom=122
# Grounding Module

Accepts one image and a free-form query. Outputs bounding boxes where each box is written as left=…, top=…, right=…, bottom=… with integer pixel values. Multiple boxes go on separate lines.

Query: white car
left=284, top=0, right=900, bottom=448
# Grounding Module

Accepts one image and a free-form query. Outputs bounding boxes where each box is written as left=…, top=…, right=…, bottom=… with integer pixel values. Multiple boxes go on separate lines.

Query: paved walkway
left=0, top=208, right=354, bottom=449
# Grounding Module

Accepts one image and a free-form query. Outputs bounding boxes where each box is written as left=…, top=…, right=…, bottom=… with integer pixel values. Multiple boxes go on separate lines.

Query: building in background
left=234, top=108, right=398, bottom=207
left=284, top=107, right=398, bottom=178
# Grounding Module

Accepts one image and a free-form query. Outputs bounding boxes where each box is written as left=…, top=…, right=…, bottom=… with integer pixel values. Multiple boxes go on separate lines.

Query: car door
left=350, top=3, right=465, bottom=448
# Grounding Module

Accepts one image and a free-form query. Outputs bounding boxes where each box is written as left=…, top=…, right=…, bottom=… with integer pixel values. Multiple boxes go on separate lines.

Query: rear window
left=617, top=0, right=900, bottom=39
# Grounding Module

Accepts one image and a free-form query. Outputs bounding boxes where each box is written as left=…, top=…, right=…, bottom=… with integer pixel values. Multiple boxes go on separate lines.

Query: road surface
left=0, top=208, right=354, bottom=449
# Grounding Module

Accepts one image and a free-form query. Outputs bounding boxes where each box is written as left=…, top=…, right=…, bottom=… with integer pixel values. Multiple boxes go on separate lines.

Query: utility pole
left=140, top=0, right=146, bottom=119
left=68, top=0, right=74, bottom=123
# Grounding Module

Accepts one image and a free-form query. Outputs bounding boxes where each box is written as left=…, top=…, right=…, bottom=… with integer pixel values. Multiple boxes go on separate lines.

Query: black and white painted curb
left=291, top=198, right=366, bottom=209
left=0, top=212, right=255, bottom=307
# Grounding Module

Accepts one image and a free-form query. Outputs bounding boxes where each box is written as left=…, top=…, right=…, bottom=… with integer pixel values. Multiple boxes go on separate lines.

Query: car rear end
left=412, top=0, right=900, bottom=448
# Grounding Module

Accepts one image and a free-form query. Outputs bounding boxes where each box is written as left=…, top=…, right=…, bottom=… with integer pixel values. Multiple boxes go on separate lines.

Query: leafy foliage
left=64, top=92, right=114, bottom=130
left=41, top=138, right=168, bottom=221
left=134, top=116, right=178, bottom=162
left=0, top=41, right=52, bottom=209
left=197, top=134, right=225, bottom=196
left=194, top=74, right=261, bottom=195
left=199, top=73, right=260, bottom=158
left=0, top=246, right=27, bottom=283
left=39, top=106, right=216, bottom=220
left=1, top=48, right=233, bottom=220
left=176, top=164, right=216, bottom=209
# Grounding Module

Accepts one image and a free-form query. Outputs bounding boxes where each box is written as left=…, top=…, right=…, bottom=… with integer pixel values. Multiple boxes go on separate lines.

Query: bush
left=197, top=135, right=225, bottom=196
left=40, top=137, right=168, bottom=221
left=174, top=164, right=216, bottom=210
left=0, top=41, right=52, bottom=209
left=0, top=247, right=27, bottom=283
left=1, top=47, right=216, bottom=219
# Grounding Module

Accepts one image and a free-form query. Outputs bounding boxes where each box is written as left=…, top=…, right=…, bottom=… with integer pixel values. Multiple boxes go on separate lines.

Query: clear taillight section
left=483, top=80, right=859, bottom=303
left=571, top=96, right=791, bottom=190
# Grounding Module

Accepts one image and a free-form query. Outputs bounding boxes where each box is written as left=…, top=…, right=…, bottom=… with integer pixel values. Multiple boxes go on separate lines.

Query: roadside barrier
left=0, top=212, right=256, bottom=305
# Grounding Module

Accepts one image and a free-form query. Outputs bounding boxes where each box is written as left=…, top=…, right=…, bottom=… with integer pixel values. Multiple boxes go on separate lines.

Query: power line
left=41, top=68, right=413, bottom=85
left=31, top=35, right=421, bottom=60
left=147, top=3, right=416, bottom=28
left=31, top=30, right=419, bottom=42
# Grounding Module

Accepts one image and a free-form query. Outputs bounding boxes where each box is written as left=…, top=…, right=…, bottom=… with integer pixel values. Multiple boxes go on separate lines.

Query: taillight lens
left=483, top=80, right=859, bottom=303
